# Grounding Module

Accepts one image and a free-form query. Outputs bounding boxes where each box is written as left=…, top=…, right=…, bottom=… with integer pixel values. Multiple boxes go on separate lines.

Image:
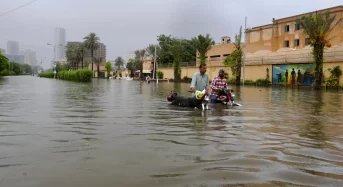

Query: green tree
left=192, top=33, right=215, bottom=64
left=76, top=43, right=86, bottom=69
left=126, top=58, right=138, bottom=78
left=146, top=44, right=160, bottom=78
left=0, top=51, right=9, bottom=74
left=105, top=61, right=112, bottom=78
left=83, top=32, right=100, bottom=77
left=134, top=49, right=146, bottom=79
left=65, top=42, right=78, bottom=70
left=170, top=38, right=183, bottom=81
left=223, top=26, right=243, bottom=85
left=94, top=57, right=103, bottom=78
left=114, top=56, right=125, bottom=70
left=296, top=11, right=342, bottom=89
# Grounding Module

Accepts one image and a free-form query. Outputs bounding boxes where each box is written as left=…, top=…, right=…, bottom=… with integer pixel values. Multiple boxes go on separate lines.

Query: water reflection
left=0, top=76, right=343, bottom=187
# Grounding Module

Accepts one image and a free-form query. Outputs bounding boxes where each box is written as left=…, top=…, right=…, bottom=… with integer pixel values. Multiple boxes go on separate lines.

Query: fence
left=246, top=48, right=343, bottom=65
left=158, top=61, right=196, bottom=68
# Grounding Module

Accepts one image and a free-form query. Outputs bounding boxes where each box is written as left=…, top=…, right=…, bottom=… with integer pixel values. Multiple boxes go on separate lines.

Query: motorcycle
left=210, top=88, right=242, bottom=107
left=167, top=89, right=210, bottom=110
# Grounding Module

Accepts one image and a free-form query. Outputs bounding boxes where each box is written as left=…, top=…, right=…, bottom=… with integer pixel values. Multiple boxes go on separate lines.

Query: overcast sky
left=0, top=0, right=342, bottom=69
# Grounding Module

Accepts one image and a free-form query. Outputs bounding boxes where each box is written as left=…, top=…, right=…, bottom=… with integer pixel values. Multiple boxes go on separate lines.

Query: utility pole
left=153, top=45, right=157, bottom=79
left=243, top=16, right=247, bottom=86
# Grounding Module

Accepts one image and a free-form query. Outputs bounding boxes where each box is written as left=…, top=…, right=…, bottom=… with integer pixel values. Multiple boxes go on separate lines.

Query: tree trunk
left=140, top=60, right=143, bottom=80
left=313, top=43, right=324, bottom=90
left=91, top=50, right=94, bottom=77
left=97, top=65, right=100, bottom=78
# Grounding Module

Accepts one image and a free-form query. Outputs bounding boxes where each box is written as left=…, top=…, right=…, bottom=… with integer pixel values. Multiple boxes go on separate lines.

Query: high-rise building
left=7, top=41, right=19, bottom=55
left=54, top=28, right=66, bottom=60
left=22, top=49, right=37, bottom=66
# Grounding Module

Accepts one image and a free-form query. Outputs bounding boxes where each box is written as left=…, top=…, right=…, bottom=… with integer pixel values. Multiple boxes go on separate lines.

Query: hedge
left=39, top=69, right=92, bottom=82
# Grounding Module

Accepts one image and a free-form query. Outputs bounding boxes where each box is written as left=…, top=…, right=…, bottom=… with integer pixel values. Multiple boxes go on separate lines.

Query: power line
left=0, top=0, right=39, bottom=17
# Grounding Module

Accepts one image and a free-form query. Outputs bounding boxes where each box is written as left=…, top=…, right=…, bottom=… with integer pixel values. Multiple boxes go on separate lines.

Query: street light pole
left=47, top=43, right=62, bottom=79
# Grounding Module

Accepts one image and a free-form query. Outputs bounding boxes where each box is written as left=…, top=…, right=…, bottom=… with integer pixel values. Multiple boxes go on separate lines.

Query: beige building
left=246, top=6, right=343, bottom=51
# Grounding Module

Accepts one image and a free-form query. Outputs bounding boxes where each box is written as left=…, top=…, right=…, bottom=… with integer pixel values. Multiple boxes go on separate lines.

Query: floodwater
left=1, top=76, right=343, bottom=187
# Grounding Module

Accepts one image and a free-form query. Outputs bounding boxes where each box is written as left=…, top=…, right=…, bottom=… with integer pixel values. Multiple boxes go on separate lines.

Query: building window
left=284, top=40, right=289, bottom=47
left=294, top=39, right=300, bottom=47
left=305, top=38, right=310, bottom=45
left=295, top=24, right=301, bottom=30
left=284, top=25, right=290, bottom=32
left=223, top=54, right=230, bottom=57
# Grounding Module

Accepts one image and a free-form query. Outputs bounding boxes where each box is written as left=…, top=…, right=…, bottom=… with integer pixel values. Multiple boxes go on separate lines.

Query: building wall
left=246, top=6, right=343, bottom=52
left=158, top=62, right=343, bottom=85
left=7, top=41, right=19, bottom=55
left=54, top=28, right=66, bottom=60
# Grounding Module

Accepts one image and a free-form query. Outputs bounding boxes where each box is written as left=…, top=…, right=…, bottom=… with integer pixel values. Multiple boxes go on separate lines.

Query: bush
left=59, top=69, right=92, bottom=82
left=40, top=69, right=92, bottom=82
left=39, top=71, right=54, bottom=78
left=256, top=78, right=271, bottom=85
left=157, top=71, right=164, bottom=79
left=0, top=70, right=9, bottom=76
left=244, top=80, right=255, bottom=85
left=182, top=76, right=192, bottom=82
left=227, top=78, right=236, bottom=84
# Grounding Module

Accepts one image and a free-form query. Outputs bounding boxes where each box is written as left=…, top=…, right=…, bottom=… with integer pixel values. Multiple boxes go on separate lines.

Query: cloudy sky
left=0, top=0, right=341, bottom=68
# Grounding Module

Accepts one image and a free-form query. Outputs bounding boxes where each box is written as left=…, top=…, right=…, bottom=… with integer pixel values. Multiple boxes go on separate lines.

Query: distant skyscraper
left=54, top=28, right=66, bottom=60
left=7, top=41, right=19, bottom=54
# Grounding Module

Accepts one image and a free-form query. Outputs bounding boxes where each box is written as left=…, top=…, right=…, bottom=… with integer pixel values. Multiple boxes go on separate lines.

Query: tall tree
left=296, top=11, right=342, bottom=89
left=134, top=49, right=146, bottom=79
left=192, top=33, right=215, bottom=64
left=105, top=61, right=112, bottom=79
left=94, top=57, right=103, bottom=78
left=169, top=38, right=183, bottom=81
left=114, top=56, right=125, bottom=70
left=146, top=44, right=160, bottom=78
left=76, top=43, right=86, bottom=69
left=223, top=26, right=243, bottom=85
left=126, top=58, right=138, bottom=78
left=65, top=42, right=78, bottom=70
left=0, top=51, right=9, bottom=73
left=83, top=32, right=100, bottom=77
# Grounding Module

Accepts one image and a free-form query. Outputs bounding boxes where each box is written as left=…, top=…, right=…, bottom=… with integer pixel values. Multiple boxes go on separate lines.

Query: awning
left=135, top=70, right=151, bottom=73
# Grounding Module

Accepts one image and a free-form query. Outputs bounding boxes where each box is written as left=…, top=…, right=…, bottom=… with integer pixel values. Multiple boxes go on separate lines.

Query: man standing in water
left=190, top=64, right=209, bottom=96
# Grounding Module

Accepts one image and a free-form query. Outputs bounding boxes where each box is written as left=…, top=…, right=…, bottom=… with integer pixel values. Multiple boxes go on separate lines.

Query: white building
left=54, top=28, right=66, bottom=60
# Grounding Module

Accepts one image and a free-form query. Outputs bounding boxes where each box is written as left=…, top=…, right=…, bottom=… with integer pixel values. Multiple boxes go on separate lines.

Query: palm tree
left=76, top=43, right=86, bottom=69
left=296, top=11, right=342, bottom=89
left=83, top=32, right=100, bottom=77
left=146, top=44, right=160, bottom=78
left=134, top=49, right=146, bottom=79
left=94, top=57, right=103, bottom=78
left=114, top=56, right=125, bottom=70
left=192, top=33, right=215, bottom=64
left=65, top=42, right=78, bottom=70
left=126, top=58, right=138, bottom=78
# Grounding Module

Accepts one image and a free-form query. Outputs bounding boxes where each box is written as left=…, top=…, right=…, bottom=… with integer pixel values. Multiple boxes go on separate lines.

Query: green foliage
left=182, top=76, right=192, bottom=82
left=56, top=62, right=69, bottom=72
left=224, top=49, right=242, bottom=76
left=119, top=72, right=122, bottom=77
left=0, top=70, right=9, bottom=76
left=39, top=71, right=54, bottom=78
left=84, top=32, right=100, bottom=75
left=57, top=69, right=92, bottom=82
left=84, top=60, right=89, bottom=69
left=223, top=72, right=229, bottom=80
left=114, top=56, right=124, bottom=69
left=223, top=26, right=243, bottom=86
left=0, top=51, right=9, bottom=73
left=266, top=68, right=270, bottom=80
left=326, top=66, right=342, bottom=86
left=170, top=38, right=183, bottom=81
left=191, top=34, right=215, bottom=64
left=256, top=79, right=271, bottom=85
left=296, top=11, right=342, bottom=89
left=126, top=58, right=139, bottom=77
left=134, top=49, right=146, bottom=79
left=157, top=34, right=196, bottom=64
left=157, top=71, right=164, bottom=79
left=105, top=61, right=112, bottom=78
left=244, top=80, right=256, bottom=85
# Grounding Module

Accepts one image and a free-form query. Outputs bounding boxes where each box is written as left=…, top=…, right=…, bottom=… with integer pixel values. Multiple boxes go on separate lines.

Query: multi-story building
left=54, top=28, right=66, bottom=60
left=7, top=41, right=19, bottom=55
left=246, top=5, right=343, bottom=51
left=21, top=50, right=37, bottom=66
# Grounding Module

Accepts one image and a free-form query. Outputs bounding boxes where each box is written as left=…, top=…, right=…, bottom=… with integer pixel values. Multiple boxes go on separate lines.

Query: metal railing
left=246, top=48, right=343, bottom=65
